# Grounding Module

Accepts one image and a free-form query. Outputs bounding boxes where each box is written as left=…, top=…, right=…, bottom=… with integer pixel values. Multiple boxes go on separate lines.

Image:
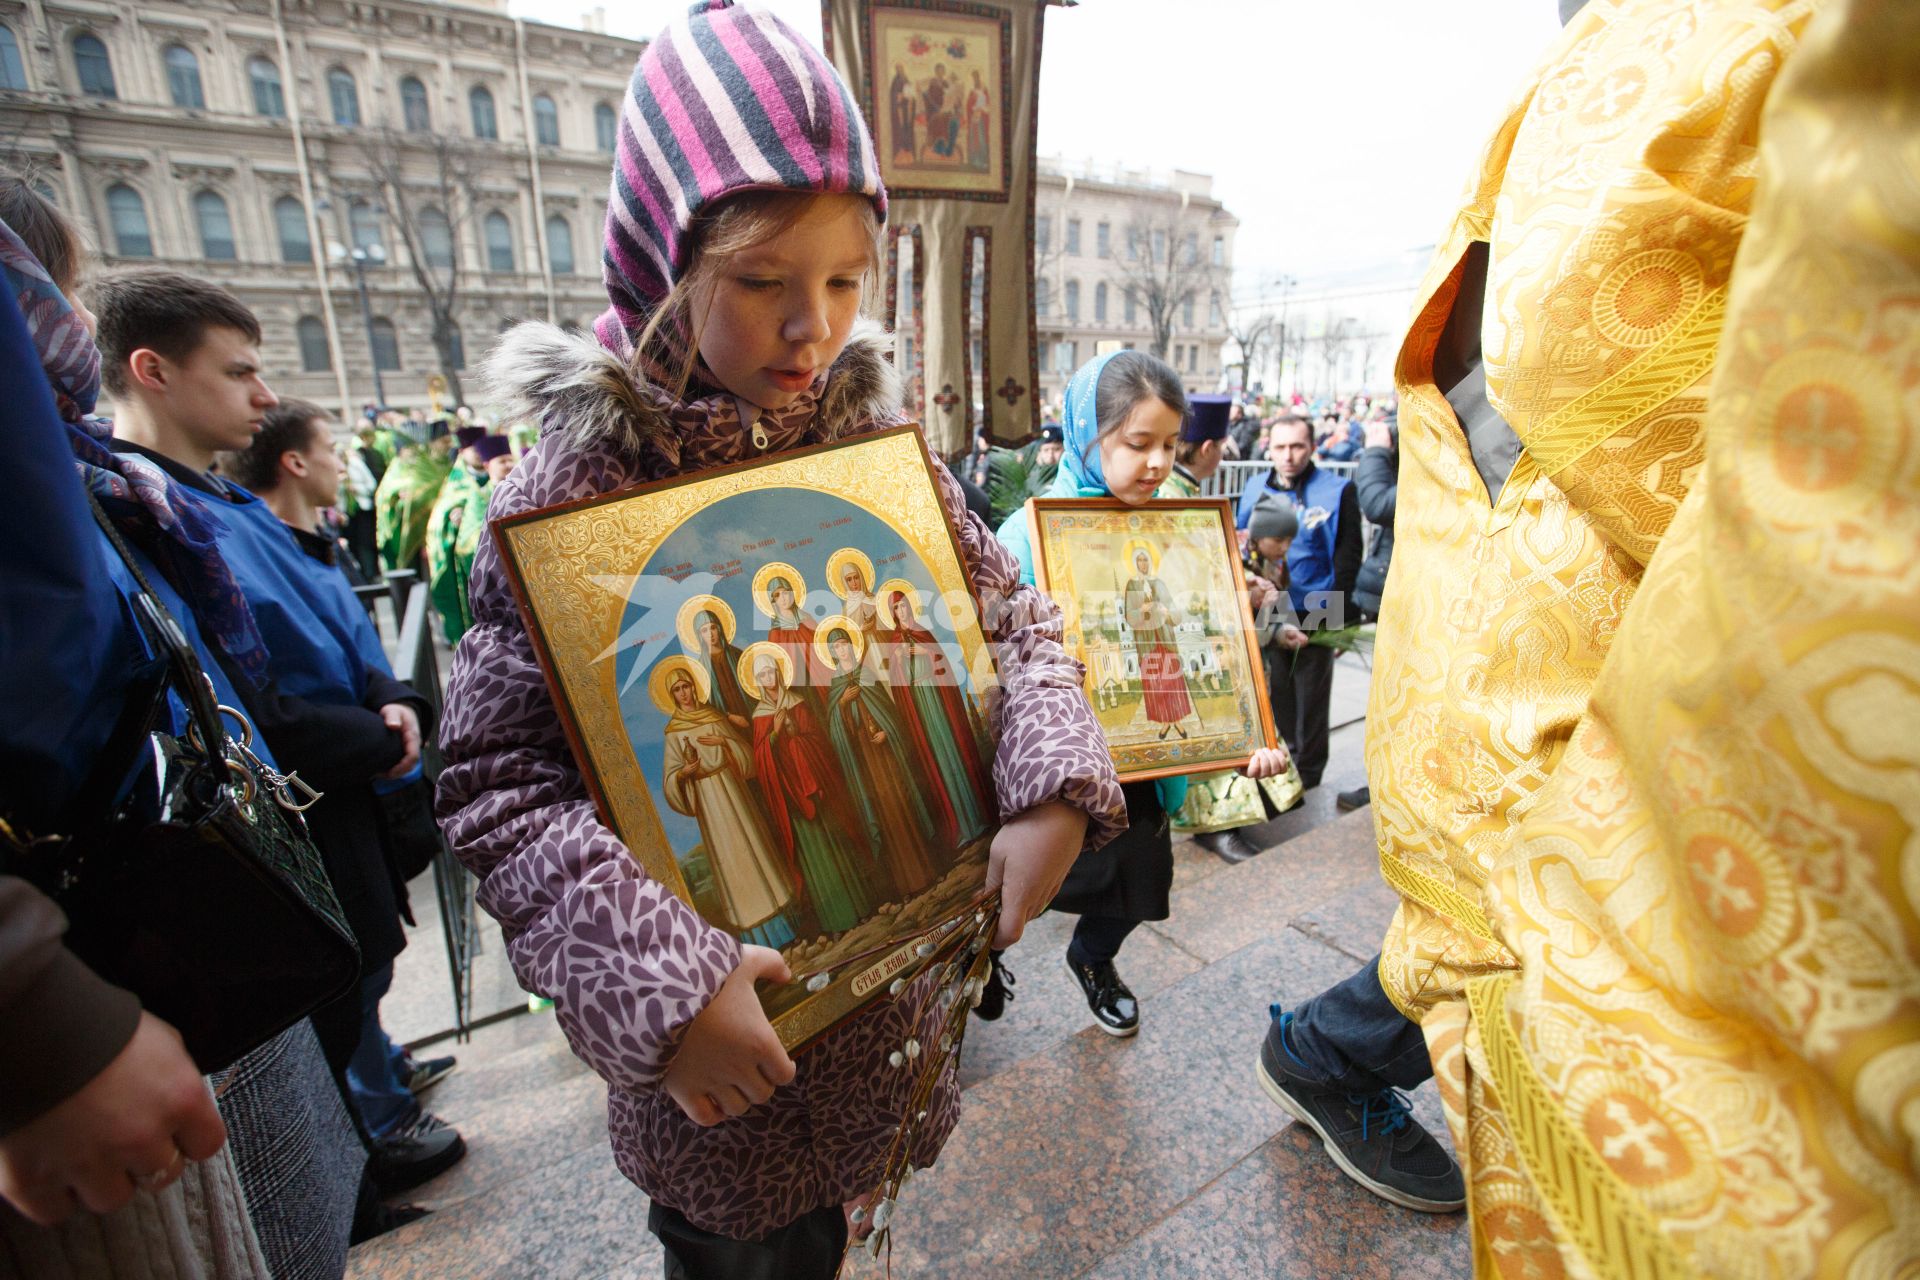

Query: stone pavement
left=347, top=654, right=1469, bottom=1280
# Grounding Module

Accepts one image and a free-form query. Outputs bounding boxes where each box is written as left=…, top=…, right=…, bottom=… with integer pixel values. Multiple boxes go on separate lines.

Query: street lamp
left=328, top=237, right=388, bottom=407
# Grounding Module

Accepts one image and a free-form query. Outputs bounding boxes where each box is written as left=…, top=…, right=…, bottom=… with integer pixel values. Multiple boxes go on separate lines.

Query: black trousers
left=650, top=1202, right=847, bottom=1280
left=1269, top=643, right=1335, bottom=786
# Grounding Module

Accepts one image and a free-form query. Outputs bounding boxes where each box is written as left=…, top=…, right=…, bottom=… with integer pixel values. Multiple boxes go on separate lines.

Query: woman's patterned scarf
left=0, top=220, right=269, bottom=686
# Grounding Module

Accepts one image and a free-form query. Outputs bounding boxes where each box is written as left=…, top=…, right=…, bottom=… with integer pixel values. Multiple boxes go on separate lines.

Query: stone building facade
left=1031, top=159, right=1236, bottom=413
left=0, top=0, right=641, bottom=415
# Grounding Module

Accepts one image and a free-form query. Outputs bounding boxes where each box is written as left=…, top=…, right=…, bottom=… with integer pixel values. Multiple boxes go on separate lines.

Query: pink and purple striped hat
left=594, top=0, right=887, bottom=355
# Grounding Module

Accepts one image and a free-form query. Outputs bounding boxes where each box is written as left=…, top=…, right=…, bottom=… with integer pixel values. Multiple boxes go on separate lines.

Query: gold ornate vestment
left=1366, top=0, right=1919, bottom=1273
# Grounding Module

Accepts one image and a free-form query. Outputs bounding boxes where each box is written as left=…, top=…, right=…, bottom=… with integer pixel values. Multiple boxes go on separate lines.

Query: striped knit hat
left=595, top=0, right=887, bottom=356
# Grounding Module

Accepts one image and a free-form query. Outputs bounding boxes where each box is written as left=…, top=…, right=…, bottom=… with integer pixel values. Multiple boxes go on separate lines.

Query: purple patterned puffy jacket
left=435, top=319, right=1125, bottom=1237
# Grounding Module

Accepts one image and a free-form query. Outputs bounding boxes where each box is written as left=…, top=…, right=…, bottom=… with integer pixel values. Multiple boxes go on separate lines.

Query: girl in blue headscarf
left=993, top=350, right=1289, bottom=1036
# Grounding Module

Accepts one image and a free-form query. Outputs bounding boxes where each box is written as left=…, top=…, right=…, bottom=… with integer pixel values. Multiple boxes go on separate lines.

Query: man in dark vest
left=1233, top=414, right=1360, bottom=788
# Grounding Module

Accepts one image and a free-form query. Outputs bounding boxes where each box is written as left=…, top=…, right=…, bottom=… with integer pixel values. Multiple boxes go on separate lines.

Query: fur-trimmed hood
left=481, top=317, right=903, bottom=466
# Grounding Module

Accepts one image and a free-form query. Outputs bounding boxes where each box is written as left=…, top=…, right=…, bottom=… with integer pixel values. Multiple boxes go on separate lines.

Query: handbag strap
left=83, top=492, right=234, bottom=771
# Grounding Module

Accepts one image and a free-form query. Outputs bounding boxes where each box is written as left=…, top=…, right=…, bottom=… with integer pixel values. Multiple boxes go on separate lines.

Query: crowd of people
left=2, top=0, right=1913, bottom=1278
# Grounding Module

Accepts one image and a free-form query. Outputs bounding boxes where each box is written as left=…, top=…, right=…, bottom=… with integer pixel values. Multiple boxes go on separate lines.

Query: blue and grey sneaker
left=1257, top=1006, right=1465, bottom=1212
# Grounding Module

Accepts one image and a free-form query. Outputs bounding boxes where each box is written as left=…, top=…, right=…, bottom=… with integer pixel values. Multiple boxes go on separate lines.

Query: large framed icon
left=493, top=427, right=1000, bottom=1051
left=865, top=0, right=1012, bottom=201
left=1026, top=498, right=1278, bottom=782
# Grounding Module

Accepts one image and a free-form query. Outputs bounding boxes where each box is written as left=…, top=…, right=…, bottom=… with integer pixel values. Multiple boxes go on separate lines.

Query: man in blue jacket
left=90, top=270, right=467, bottom=1199
left=1234, top=415, right=1361, bottom=787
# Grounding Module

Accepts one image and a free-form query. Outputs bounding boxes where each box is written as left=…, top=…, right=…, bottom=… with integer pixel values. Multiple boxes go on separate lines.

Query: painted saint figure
left=658, top=663, right=799, bottom=948
left=965, top=70, right=990, bottom=170
left=693, top=609, right=754, bottom=728
left=1122, top=546, right=1195, bottom=738
left=888, top=61, right=915, bottom=163
left=744, top=646, right=873, bottom=936
left=879, top=589, right=993, bottom=845
left=820, top=625, right=940, bottom=901
left=761, top=571, right=832, bottom=709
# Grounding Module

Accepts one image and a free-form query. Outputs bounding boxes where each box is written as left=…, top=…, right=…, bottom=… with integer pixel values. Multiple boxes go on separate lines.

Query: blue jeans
left=1285, top=954, right=1431, bottom=1095
left=344, top=963, right=415, bottom=1139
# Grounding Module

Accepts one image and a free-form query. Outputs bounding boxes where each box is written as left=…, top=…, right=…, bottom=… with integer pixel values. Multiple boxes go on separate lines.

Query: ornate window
left=400, top=76, right=430, bottom=132
left=1064, top=279, right=1079, bottom=322
left=248, top=56, right=284, bottom=118
left=469, top=86, right=496, bottom=139
left=594, top=103, right=617, bottom=153
left=0, top=27, right=24, bottom=92
left=349, top=200, right=382, bottom=253
left=1094, top=282, right=1107, bottom=323
left=533, top=94, right=559, bottom=147
left=73, top=34, right=115, bottom=98
left=296, top=316, right=330, bottom=371
left=274, top=196, right=311, bottom=263
left=328, top=68, right=360, bottom=127
left=370, top=317, right=400, bottom=371
left=1035, top=276, right=1049, bottom=318
left=484, top=211, right=514, bottom=272
left=164, top=45, right=202, bottom=108
left=105, top=185, right=151, bottom=257
left=545, top=214, right=574, bottom=275
left=194, top=190, right=236, bottom=260
left=418, top=207, right=454, bottom=270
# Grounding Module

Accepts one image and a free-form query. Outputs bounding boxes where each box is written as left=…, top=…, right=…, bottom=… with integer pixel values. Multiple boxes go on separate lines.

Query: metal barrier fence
left=355, top=571, right=482, bottom=1044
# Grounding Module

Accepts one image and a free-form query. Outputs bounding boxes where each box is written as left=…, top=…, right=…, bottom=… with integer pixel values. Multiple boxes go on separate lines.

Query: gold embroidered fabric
left=1370, top=0, right=1920, bottom=1274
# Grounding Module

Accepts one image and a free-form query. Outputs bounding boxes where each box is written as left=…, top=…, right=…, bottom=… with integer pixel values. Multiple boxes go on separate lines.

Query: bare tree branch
left=1225, top=309, right=1274, bottom=394
left=1104, top=211, right=1221, bottom=361
left=357, top=127, right=476, bottom=405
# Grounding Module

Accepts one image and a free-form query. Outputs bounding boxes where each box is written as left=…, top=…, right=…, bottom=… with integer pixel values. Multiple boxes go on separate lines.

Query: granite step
left=350, top=805, right=1457, bottom=1279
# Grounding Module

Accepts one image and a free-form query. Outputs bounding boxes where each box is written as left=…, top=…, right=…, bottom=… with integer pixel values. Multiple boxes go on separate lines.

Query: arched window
left=1181, top=292, right=1194, bottom=328
left=594, top=102, right=617, bottom=153
left=105, top=185, right=150, bottom=257
left=418, top=206, right=454, bottom=270
left=194, top=190, right=236, bottom=260
left=72, top=33, right=115, bottom=98
left=296, top=316, right=330, bottom=372
left=1124, top=286, right=1137, bottom=325
left=248, top=57, right=284, bottom=118
left=370, top=317, right=400, bottom=371
left=484, top=211, right=514, bottom=272
left=400, top=76, right=429, bottom=132
left=545, top=214, right=574, bottom=276
left=163, top=45, right=202, bottom=108
left=327, top=68, right=360, bottom=126
left=349, top=200, right=382, bottom=254
left=274, top=196, right=311, bottom=264
left=1094, top=282, right=1108, bottom=323
left=0, top=26, right=25, bottom=92
left=533, top=94, right=559, bottom=147
left=1064, top=279, right=1080, bottom=322
left=468, top=86, right=496, bottom=140
left=1035, top=276, right=1050, bottom=318
left=446, top=322, right=466, bottom=371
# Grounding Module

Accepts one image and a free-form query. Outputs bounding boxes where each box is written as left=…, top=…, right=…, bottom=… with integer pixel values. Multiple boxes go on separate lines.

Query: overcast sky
left=509, top=1, right=1563, bottom=291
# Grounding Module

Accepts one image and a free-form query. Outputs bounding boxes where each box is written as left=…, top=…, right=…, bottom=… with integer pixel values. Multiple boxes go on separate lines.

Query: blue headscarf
left=995, top=350, right=1126, bottom=578
left=0, top=219, right=271, bottom=687
left=1057, top=349, right=1125, bottom=494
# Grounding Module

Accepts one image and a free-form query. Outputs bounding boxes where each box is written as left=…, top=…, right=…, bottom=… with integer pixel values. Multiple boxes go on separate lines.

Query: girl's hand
left=661, top=946, right=796, bottom=1127
left=1242, top=746, right=1290, bottom=780
left=1246, top=574, right=1277, bottom=610
left=1279, top=624, right=1310, bottom=651
left=985, top=801, right=1089, bottom=948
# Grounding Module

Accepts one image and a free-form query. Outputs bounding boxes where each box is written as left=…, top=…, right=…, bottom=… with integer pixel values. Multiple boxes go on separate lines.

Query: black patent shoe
left=1193, top=828, right=1263, bottom=864
left=1066, top=948, right=1140, bottom=1037
left=974, top=950, right=1015, bottom=1022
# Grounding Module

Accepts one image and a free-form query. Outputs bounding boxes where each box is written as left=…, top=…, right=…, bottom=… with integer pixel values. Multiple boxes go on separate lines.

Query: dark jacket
left=111, top=442, right=432, bottom=975
left=1353, top=440, right=1398, bottom=618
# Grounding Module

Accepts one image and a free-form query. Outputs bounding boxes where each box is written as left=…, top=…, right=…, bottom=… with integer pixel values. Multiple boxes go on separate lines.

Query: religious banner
left=1026, top=498, right=1278, bottom=782
left=492, top=428, right=1000, bottom=1052
left=825, top=0, right=1048, bottom=453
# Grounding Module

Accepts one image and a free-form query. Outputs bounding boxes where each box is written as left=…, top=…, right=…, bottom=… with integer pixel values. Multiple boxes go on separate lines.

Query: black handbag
left=0, top=498, right=361, bottom=1072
